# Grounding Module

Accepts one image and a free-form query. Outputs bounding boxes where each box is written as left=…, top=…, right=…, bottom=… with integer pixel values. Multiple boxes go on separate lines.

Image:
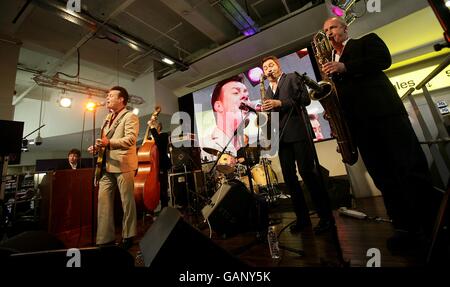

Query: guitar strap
left=103, top=110, right=130, bottom=140
left=96, top=110, right=130, bottom=174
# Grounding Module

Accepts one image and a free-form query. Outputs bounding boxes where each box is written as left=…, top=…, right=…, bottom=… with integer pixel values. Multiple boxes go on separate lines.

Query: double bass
left=134, top=106, right=161, bottom=212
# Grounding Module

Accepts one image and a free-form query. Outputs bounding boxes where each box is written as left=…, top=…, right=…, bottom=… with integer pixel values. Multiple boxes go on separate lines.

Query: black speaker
left=0, top=120, right=24, bottom=164
left=202, top=180, right=255, bottom=237
left=0, top=230, right=65, bottom=253
left=0, top=231, right=134, bottom=267
left=169, top=170, right=204, bottom=208
left=139, top=207, right=247, bottom=271
left=169, top=146, right=201, bottom=171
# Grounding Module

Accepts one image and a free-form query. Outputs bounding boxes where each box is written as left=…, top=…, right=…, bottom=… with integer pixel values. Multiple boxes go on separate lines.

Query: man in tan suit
left=88, top=86, right=138, bottom=249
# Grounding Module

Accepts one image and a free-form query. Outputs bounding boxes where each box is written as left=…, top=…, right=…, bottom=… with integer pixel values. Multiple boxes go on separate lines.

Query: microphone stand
left=207, top=112, right=251, bottom=178
left=293, top=72, right=349, bottom=267
left=89, top=107, right=99, bottom=246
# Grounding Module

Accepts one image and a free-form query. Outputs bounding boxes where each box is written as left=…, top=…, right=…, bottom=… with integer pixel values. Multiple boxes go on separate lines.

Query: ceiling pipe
left=31, top=0, right=189, bottom=71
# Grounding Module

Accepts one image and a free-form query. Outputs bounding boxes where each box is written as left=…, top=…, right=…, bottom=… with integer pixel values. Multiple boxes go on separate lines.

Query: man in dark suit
left=261, top=55, right=334, bottom=234
left=148, top=119, right=172, bottom=210
left=322, top=17, right=437, bottom=254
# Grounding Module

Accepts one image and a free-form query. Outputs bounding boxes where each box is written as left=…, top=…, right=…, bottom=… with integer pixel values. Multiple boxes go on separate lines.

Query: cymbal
left=202, top=147, right=220, bottom=156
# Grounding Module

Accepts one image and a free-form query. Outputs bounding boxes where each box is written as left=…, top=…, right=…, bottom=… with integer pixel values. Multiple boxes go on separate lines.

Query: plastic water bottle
left=267, top=225, right=281, bottom=259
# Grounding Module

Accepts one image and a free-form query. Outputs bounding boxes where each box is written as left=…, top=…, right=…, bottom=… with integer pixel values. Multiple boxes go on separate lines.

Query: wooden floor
left=124, top=195, right=421, bottom=268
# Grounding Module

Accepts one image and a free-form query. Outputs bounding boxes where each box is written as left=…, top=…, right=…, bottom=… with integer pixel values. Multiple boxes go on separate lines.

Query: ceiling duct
left=32, top=74, right=145, bottom=105
left=30, top=0, right=189, bottom=72
left=214, top=0, right=260, bottom=36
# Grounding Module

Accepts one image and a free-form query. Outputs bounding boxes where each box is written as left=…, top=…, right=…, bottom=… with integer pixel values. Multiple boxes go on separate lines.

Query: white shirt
left=70, top=162, right=77, bottom=169
left=333, top=38, right=350, bottom=62
left=269, top=72, right=284, bottom=94
left=201, top=127, right=242, bottom=161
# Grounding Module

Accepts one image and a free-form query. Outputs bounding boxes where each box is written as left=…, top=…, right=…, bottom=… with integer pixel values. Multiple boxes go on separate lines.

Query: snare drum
left=251, top=163, right=278, bottom=188
left=216, top=152, right=236, bottom=174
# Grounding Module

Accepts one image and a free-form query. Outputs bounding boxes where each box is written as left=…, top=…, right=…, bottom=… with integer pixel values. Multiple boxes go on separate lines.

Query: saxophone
left=310, top=30, right=358, bottom=165
left=259, top=73, right=269, bottom=126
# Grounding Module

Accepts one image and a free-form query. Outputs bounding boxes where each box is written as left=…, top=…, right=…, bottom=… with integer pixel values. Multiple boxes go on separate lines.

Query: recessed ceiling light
left=162, top=57, right=175, bottom=65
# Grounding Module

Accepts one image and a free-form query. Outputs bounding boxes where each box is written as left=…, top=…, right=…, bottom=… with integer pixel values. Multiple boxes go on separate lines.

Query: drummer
left=236, top=134, right=249, bottom=164
left=201, top=75, right=249, bottom=162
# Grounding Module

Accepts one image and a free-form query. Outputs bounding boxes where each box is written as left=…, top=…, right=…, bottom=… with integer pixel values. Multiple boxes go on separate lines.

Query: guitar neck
left=143, top=125, right=151, bottom=143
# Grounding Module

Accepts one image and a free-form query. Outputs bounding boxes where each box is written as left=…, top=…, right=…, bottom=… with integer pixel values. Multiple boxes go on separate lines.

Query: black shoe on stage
left=289, top=221, right=312, bottom=233
left=120, top=237, right=134, bottom=250
left=313, top=219, right=333, bottom=235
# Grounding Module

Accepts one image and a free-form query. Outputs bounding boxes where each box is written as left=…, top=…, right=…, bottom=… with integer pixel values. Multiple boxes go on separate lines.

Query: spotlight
left=331, top=6, right=345, bottom=16
left=245, top=67, right=264, bottom=86
left=59, top=97, right=72, bottom=108
left=85, top=101, right=97, bottom=112
left=331, top=0, right=356, bottom=11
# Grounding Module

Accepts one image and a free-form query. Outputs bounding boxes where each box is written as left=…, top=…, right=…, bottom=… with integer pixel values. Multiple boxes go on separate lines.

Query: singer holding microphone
left=261, top=56, right=334, bottom=234
left=201, top=75, right=250, bottom=161
left=87, top=86, right=138, bottom=250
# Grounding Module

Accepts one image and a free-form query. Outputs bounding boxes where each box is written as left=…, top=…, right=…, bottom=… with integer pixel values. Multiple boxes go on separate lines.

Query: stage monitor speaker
left=0, top=231, right=134, bottom=267
left=202, top=180, right=254, bottom=237
left=139, top=207, right=247, bottom=271
left=169, top=146, right=201, bottom=172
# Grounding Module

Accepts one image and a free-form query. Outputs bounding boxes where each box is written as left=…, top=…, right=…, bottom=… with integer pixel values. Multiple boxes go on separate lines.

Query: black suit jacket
left=333, top=33, right=407, bottom=122
left=56, top=160, right=75, bottom=170
left=266, top=73, right=313, bottom=143
left=150, top=129, right=172, bottom=171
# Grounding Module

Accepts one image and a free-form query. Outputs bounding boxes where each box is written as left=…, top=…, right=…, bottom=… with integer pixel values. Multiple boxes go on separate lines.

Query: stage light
left=85, top=101, right=97, bottom=112
left=245, top=67, right=264, bottom=86
left=162, top=57, right=175, bottom=65
left=331, top=6, right=344, bottom=16
left=59, top=97, right=72, bottom=108
left=446, top=0, right=450, bottom=8
left=331, top=0, right=356, bottom=11
left=330, top=0, right=356, bottom=22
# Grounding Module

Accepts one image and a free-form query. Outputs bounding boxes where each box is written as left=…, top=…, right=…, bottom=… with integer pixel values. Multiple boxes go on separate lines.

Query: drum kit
left=201, top=146, right=280, bottom=203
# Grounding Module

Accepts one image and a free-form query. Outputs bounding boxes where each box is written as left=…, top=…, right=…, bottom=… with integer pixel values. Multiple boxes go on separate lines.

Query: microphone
left=295, top=72, right=323, bottom=94
left=239, top=100, right=261, bottom=112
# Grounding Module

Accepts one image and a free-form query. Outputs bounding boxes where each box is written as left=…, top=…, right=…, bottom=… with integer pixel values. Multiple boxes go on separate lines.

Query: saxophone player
left=322, top=17, right=437, bottom=256
left=261, top=56, right=334, bottom=234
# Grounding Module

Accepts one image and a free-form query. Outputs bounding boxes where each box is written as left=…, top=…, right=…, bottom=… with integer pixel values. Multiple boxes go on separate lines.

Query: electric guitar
left=94, top=111, right=128, bottom=186
left=94, top=144, right=106, bottom=186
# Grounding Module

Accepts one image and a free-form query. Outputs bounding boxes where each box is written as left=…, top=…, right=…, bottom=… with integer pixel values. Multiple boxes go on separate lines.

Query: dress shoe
left=119, top=237, right=134, bottom=250
left=313, top=219, right=334, bottom=235
left=386, top=230, right=427, bottom=258
left=97, top=241, right=117, bottom=248
left=289, top=221, right=312, bottom=233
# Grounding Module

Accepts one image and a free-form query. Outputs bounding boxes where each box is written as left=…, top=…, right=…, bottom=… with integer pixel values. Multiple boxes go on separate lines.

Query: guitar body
left=94, top=146, right=106, bottom=186
left=134, top=141, right=160, bottom=211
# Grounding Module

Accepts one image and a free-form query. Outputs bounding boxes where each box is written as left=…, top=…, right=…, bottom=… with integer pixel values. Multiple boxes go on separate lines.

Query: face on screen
left=214, top=81, right=249, bottom=129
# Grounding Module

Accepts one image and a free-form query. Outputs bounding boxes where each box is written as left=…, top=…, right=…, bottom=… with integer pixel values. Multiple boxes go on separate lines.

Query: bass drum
left=239, top=175, right=259, bottom=194
left=251, top=163, right=278, bottom=188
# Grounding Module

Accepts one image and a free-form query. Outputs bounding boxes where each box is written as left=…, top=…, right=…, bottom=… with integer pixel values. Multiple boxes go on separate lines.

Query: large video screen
left=192, top=48, right=332, bottom=160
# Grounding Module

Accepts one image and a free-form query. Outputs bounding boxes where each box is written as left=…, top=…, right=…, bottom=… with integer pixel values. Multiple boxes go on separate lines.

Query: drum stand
left=260, top=157, right=278, bottom=204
